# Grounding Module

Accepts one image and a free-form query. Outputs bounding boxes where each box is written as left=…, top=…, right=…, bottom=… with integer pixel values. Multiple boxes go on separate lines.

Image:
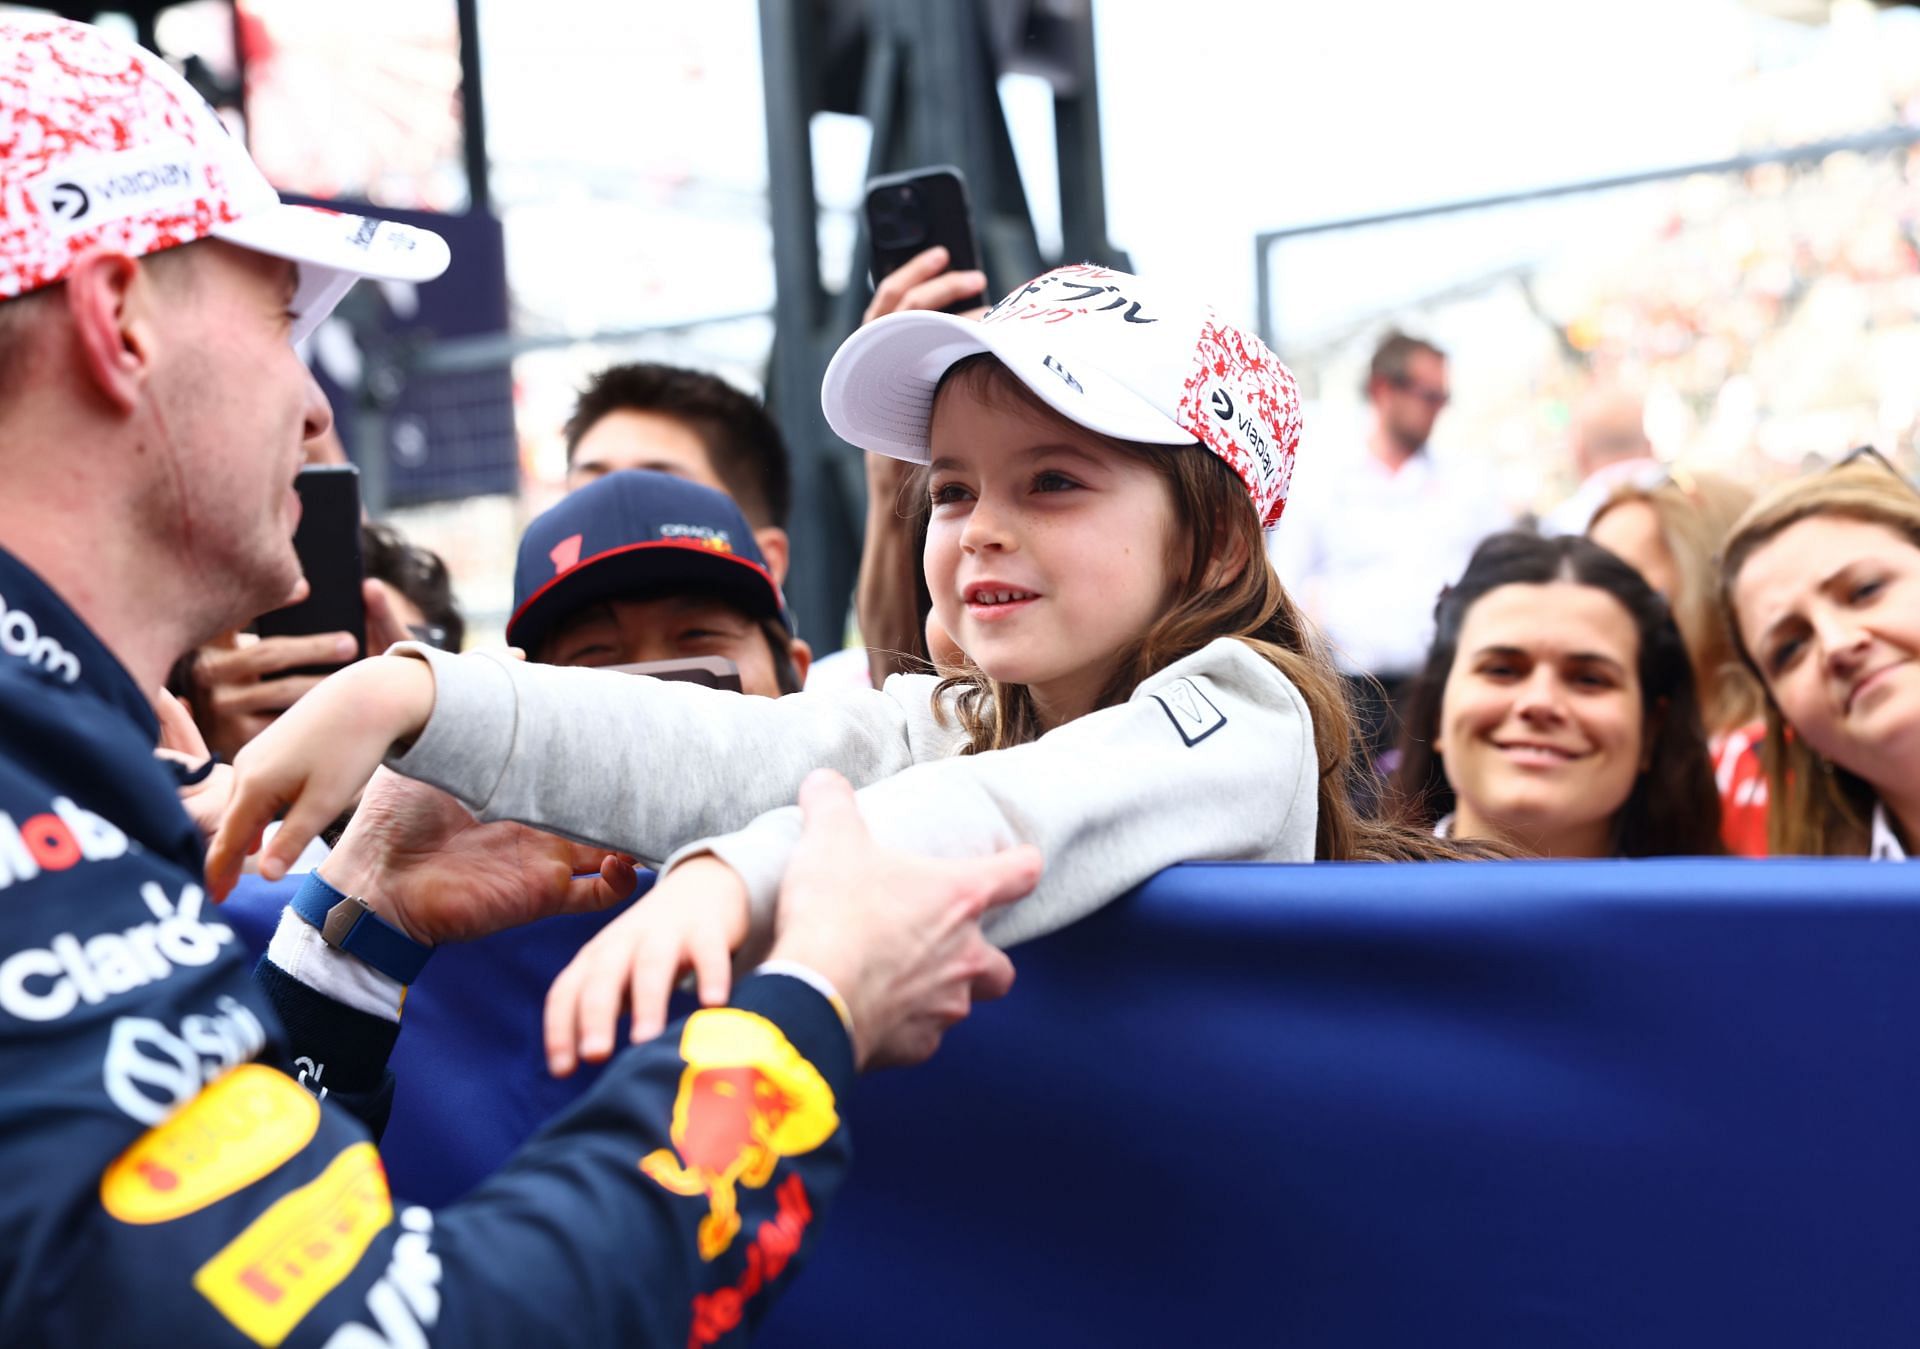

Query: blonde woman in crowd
left=1721, top=450, right=1920, bottom=859
left=1588, top=470, right=1769, bottom=853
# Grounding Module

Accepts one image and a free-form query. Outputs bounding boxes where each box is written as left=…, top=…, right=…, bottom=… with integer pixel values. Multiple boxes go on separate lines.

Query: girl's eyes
left=1477, top=661, right=1521, bottom=680
left=1848, top=576, right=1886, bottom=605
left=929, top=471, right=1081, bottom=503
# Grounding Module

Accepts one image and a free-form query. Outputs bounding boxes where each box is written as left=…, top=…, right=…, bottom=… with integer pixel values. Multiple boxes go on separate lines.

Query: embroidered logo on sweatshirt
left=1152, top=678, right=1226, bottom=746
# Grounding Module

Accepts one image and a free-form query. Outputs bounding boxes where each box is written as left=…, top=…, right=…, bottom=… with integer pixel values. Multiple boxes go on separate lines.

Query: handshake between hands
left=190, top=654, right=1042, bottom=1074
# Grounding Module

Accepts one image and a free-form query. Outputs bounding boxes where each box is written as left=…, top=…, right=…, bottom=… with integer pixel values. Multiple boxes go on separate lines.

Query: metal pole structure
left=758, top=0, right=859, bottom=651
left=1053, top=8, right=1122, bottom=269
left=1252, top=124, right=1920, bottom=349
left=455, top=0, right=491, bottom=215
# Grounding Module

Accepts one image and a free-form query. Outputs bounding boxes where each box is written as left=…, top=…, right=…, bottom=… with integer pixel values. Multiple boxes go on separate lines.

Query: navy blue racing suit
left=0, top=545, right=852, bottom=1347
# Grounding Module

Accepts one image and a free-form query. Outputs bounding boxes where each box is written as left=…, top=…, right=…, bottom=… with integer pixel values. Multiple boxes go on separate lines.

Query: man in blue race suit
left=0, top=17, right=1037, bottom=1346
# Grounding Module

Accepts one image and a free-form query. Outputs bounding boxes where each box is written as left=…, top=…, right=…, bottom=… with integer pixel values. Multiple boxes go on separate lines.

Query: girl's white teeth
left=978, top=590, right=1033, bottom=604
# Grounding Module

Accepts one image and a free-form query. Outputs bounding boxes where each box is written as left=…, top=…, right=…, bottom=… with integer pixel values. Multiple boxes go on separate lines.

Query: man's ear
left=787, top=635, right=813, bottom=687
left=754, top=526, right=791, bottom=585
left=62, top=249, right=159, bottom=416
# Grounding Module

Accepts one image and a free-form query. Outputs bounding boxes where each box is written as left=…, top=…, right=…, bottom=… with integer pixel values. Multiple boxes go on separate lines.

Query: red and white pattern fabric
left=0, top=16, right=448, bottom=339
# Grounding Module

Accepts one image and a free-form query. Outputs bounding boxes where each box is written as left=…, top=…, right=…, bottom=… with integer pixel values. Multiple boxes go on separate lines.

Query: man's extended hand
left=766, top=770, right=1041, bottom=1070
left=314, top=768, right=636, bottom=947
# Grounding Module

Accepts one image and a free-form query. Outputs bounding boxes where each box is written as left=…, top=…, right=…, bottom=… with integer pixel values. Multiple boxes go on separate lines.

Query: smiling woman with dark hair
left=1387, top=531, right=1723, bottom=858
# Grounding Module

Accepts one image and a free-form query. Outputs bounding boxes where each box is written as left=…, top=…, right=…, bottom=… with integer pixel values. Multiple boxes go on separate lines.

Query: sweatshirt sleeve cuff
left=265, top=906, right=406, bottom=1022
left=384, top=644, right=521, bottom=812
left=754, top=959, right=852, bottom=1036
left=253, top=958, right=401, bottom=1098
left=731, top=971, right=855, bottom=1102
left=662, top=806, right=805, bottom=966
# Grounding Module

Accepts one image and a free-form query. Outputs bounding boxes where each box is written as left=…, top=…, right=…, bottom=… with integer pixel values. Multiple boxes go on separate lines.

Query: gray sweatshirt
left=389, top=636, right=1318, bottom=948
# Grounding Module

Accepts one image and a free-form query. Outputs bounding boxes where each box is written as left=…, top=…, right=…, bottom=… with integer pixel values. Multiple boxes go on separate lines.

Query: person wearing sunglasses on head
left=1722, top=448, right=1920, bottom=859
left=1269, top=330, right=1514, bottom=777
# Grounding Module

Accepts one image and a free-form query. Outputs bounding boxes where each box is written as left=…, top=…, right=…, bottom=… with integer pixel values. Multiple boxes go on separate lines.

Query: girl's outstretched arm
left=378, top=644, right=956, bottom=865
left=674, top=637, right=1321, bottom=952
left=206, top=653, right=438, bottom=894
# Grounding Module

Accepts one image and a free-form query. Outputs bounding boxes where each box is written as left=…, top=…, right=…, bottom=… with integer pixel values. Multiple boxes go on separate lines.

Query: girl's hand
left=189, top=631, right=357, bottom=761
left=152, top=688, right=235, bottom=844
left=542, top=855, right=752, bottom=1078
left=204, top=654, right=437, bottom=897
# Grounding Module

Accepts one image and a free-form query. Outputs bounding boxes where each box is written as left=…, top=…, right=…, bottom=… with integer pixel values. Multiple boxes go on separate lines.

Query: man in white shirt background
left=1270, top=331, right=1512, bottom=781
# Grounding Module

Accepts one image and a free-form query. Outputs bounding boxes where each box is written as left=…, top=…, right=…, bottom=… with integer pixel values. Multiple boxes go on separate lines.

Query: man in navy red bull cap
left=507, top=469, right=812, bottom=695
left=0, top=16, right=1040, bottom=1345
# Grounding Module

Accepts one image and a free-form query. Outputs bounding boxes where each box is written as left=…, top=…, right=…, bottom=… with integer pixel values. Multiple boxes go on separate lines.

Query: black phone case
left=254, top=465, right=366, bottom=678
left=865, top=165, right=988, bottom=312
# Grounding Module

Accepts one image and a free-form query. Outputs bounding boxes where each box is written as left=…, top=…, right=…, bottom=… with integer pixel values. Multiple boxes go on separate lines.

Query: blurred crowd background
left=66, top=0, right=1920, bottom=641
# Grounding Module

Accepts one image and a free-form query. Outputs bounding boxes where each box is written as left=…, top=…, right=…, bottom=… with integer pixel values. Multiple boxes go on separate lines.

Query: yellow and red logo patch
left=640, top=1008, right=838, bottom=1261
left=101, top=1064, right=320, bottom=1225
left=192, top=1142, right=392, bottom=1347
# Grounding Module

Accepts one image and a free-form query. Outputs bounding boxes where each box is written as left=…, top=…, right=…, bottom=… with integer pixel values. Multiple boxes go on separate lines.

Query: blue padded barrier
left=759, top=859, right=1920, bottom=1348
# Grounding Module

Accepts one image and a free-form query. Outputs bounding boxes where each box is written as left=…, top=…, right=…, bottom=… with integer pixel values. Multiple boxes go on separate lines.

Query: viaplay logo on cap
left=1177, top=318, right=1301, bottom=529
left=24, top=141, right=207, bottom=241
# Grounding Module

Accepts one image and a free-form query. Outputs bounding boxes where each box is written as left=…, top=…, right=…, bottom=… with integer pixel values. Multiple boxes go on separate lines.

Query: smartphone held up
left=864, top=165, right=988, bottom=313
left=255, top=465, right=366, bottom=679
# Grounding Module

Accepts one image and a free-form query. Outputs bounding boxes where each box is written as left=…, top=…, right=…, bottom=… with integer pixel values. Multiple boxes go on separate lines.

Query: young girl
left=1388, top=532, right=1723, bottom=858
left=1720, top=451, right=1920, bottom=858
left=209, top=265, right=1476, bottom=1074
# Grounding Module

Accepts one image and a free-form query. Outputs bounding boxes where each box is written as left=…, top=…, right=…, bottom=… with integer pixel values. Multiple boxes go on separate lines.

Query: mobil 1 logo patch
left=1152, top=677, right=1226, bottom=746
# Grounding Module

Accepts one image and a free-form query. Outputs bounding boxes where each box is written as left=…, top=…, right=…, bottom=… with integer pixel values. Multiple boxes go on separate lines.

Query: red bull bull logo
left=640, top=1008, right=838, bottom=1261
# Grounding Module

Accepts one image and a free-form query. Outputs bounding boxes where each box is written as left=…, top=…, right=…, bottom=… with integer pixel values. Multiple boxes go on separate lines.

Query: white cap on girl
left=821, top=264, right=1302, bottom=529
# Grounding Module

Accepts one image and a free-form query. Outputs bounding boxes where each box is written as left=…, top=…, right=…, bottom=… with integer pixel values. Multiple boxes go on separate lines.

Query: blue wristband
left=289, top=870, right=434, bottom=985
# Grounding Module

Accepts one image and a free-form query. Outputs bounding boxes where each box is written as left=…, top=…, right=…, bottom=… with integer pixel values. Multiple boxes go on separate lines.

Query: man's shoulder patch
left=1151, top=678, right=1227, bottom=746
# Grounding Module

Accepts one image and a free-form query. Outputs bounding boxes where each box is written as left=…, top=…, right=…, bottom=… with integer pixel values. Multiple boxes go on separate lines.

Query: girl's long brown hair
left=1719, top=457, right=1920, bottom=856
left=930, top=355, right=1492, bottom=862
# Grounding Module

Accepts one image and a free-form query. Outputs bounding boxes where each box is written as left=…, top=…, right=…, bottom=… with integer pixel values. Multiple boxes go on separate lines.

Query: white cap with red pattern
left=0, top=16, right=449, bottom=342
left=821, top=264, right=1302, bottom=529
